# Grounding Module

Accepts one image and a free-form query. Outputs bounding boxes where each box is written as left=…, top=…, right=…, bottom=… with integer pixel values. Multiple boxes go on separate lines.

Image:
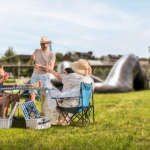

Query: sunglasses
left=41, top=43, right=49, bottom=46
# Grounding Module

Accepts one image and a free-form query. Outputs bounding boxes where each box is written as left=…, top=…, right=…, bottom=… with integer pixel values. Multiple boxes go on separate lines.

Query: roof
left=139, top=62, right=149, bottom=66
left=88, top=60, right=104, bottom=66
left=17, top=55, right=31, bottom=59
left=138, top=58, right=148, bottom=61
left=70, top=54, right=79, bottom=60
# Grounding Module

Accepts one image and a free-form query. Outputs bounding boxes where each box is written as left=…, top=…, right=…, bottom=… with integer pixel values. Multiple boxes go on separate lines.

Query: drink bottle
left=4, top=72, right=9, bottom=80
left=47, top=61, right=50, bottom=69
left=39, top=80, right=42, bottom=87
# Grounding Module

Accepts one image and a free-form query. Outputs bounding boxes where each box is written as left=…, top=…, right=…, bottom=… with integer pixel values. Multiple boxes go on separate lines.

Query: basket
left=0, top=102, right=19, bottom=129
left=19, top=101, right=51, bottom=129
left=25, top=117, right=51, bottom=129
left=0, top=119, right=13, bottom=129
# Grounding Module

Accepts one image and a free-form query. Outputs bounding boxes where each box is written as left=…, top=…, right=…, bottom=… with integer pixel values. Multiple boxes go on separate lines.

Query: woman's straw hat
left=71, top=59, right=92, bottom=76
left=40, top=36, right=50, bottom=44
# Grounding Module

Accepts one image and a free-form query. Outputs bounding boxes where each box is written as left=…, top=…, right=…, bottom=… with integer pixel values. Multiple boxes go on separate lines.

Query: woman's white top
left=50, top=73, right=94, bottom=108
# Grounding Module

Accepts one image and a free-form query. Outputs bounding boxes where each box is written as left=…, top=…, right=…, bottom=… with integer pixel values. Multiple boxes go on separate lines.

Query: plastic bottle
left=33, top=53, right=35, bottom=65
left=4, top=72, right=9, bottom=80
left=39, top=80, right=42, bottom=87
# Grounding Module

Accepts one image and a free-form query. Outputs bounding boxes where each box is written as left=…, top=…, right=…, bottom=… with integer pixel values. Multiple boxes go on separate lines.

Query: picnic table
left=0, top=86, right=51, bottom=117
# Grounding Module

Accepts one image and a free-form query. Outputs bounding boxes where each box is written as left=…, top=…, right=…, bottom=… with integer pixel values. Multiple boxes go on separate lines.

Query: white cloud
left=0, top=0, right=150, bottom=58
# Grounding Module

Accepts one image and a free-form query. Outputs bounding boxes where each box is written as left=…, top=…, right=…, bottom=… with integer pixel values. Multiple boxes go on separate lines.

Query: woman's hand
left=46, top=68, right=52, bottom=73
left=46, top=68, right=62, bottom=80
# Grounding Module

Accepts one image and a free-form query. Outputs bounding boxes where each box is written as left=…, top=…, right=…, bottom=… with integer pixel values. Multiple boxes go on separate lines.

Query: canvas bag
left=42, top=91, right=59, bottom=125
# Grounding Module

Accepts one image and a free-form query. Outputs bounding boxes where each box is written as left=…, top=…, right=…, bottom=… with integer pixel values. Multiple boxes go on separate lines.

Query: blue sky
left=0, top=0, right=150, bottom=58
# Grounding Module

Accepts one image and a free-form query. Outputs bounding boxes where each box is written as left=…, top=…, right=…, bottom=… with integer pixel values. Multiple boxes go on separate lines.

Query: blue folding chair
left=52, top=82, right=94, bottom=125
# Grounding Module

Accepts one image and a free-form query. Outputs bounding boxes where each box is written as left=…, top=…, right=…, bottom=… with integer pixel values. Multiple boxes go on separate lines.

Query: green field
left=0, top=90, right=150, bottom=150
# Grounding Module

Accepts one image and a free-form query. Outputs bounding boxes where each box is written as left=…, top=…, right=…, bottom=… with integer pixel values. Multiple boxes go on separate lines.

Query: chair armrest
left=51, top=96, right=80, bottom=99
left=43, top=87, right=54, bottom=91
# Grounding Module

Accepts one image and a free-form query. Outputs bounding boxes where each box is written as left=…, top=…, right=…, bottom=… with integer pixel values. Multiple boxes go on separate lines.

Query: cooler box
left=19, top=101, right=51, bottom=129
left=0, top=102, right=19, bottom=129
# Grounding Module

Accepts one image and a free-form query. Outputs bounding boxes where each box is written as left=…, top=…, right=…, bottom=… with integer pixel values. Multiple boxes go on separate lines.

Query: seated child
left=0, top=65, right=20, bottom=117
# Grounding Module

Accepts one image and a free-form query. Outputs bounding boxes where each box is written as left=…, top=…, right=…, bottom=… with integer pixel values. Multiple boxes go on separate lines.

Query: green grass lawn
left=1, top=90, right=150, bottom=150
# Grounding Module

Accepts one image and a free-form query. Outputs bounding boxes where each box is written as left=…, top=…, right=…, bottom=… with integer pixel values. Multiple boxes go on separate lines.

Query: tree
left=105, top=68, right=111, bottom=76
left=56, top=52, right=63, bottom=62
left=91, top=56, right=96, bottom=60
left=100, top=56, right=104, bottom=60
left=0, top=47, right=19, bottom=63
left=148, top=69, right=150, bottom=78
left=93, top=68, right=102, bottom=76
left=149, top=57, right=150, bottom=64
left=0, top=47, right=20, bottom=77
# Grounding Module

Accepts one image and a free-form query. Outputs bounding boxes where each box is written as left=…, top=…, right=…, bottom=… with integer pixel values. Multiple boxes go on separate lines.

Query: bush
left=93, top=68, right=102, bottom=76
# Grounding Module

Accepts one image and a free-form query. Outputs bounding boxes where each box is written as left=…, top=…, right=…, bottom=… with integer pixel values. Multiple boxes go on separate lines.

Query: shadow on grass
left=12, top=117, right=26, bottom=128
left=11, top=116, right=96, bottom=129
left=105, top=104, right=116, bottom=107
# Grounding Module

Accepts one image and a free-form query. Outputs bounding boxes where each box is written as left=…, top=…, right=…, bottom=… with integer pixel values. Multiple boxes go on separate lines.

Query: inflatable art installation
left=50, top=54, right=149, bottom=93
left=94, top=54, right=149, bottom=93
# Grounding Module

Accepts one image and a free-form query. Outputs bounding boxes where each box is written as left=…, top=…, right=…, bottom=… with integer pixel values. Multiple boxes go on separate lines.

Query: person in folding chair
left=0, top=65, right=20, bottom=118
left=45, top=59, right=94, bottom=125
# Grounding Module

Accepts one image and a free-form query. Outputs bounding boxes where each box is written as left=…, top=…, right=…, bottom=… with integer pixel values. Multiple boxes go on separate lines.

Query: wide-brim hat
left=40, top=36, right=50, bottom=44
left=71, top=59, right=92, bottom=76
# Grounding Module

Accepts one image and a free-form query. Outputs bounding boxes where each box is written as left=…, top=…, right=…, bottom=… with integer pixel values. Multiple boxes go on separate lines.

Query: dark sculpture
left=94, top=54, right=149, bottom=93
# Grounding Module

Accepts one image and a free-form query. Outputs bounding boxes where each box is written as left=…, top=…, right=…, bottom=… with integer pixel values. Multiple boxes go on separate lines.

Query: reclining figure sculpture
left=41, top=53, right=149, bottom=93
left=94, top=54, right=149, bottom=93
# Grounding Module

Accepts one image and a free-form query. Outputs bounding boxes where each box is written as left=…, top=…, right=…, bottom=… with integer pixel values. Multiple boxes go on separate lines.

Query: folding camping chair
left=52, top=82, right=94, bottom=126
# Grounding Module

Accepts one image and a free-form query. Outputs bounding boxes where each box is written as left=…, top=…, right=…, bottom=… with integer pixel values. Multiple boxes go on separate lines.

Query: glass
left=20, top=85, right=24, bottom=88
left=24, top=84, right=33, bottom=88
left=23, top=78, right=27, bottom=85
left=47, top=61, right=50, bottom=69
left=16, top=79, right=24, bottom=85
left=32, top=81, right=39, bottom=87
left=22, top=78, right=29, bottom=88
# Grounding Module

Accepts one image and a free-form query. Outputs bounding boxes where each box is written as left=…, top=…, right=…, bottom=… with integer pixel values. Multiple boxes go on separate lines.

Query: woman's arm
left=46, top=68, right=62, bottom=81
left=35, top=61, right=55, bottom=70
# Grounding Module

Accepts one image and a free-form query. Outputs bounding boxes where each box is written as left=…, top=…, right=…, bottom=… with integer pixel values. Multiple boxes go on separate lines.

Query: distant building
left=75, top=51, right=93, bottom=59
left=102, top=54, right=149, bottom=64
left=102, top=54, right=123, bottom=64
left=138, top=58, right=149, bottom=74
left=17, top=54, right=31, bottom=63
left=138, top=58, right=148, bottom=64
left=61, top=52, right=79, bottom=62
left=88, top=60, right=104, bottom=66
left=61, top=51, right=93, bottom=62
